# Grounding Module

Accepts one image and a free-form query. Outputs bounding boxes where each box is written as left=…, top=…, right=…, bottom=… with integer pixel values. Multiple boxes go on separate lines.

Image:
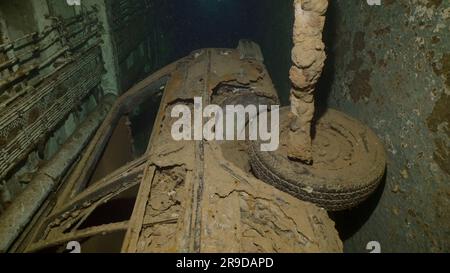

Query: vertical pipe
left=288, top=0, right=328, bottom=164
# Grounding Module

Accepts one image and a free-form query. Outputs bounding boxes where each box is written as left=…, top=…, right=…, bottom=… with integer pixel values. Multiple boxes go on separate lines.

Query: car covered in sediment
left=5, top=40, right=343, bottom=253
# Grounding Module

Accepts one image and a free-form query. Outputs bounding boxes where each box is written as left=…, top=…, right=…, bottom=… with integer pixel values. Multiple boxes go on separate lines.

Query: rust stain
left=348, top=57, right=364, bottom=72
left=433, top=137, right=449, bottom=175
left=373, top=26, right=391, bottom=38
left=353, top=32, right=366, bottom=53
left=378, top=59, right=388, bottom=68
left=426, top=0, right=443, bottom=8
left=427, top=93, right=450, bottom=134
left=368, top=50, right=377, bottom=65
left=432, top=53, right=449, bottom=88
left=427, top=93, right=450, bottom=175
left=349, top=69, right=373, bottom=102
left=431, top=36, right=441, bottom=44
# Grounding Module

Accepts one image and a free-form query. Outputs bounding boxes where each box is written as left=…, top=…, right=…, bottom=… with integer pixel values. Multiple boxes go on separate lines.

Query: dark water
left=163, top=0, right=295, bottom=104
left=170, top=0, right=262, bottom=58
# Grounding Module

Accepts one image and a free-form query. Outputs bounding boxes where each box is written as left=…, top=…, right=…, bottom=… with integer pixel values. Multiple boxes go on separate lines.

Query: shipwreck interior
left=0, top=0, right=448, bottom=253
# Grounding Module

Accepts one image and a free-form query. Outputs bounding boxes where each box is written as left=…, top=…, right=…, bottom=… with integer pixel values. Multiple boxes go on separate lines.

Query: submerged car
left=5, top=41, right=385, bottom=253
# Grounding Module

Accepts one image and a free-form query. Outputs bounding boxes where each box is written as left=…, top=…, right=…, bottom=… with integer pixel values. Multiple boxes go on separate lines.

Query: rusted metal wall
left=324, top=1, right=449, bottom=252
left=0, top=4, right=106, bottom=214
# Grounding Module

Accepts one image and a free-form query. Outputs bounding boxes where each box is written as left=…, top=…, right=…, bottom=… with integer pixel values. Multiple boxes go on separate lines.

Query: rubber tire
left=249, top=107, right=386, bottom=211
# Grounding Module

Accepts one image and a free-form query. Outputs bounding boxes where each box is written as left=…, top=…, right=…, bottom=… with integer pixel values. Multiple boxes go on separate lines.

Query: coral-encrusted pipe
left=288, top=0, right=328, bottom=164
